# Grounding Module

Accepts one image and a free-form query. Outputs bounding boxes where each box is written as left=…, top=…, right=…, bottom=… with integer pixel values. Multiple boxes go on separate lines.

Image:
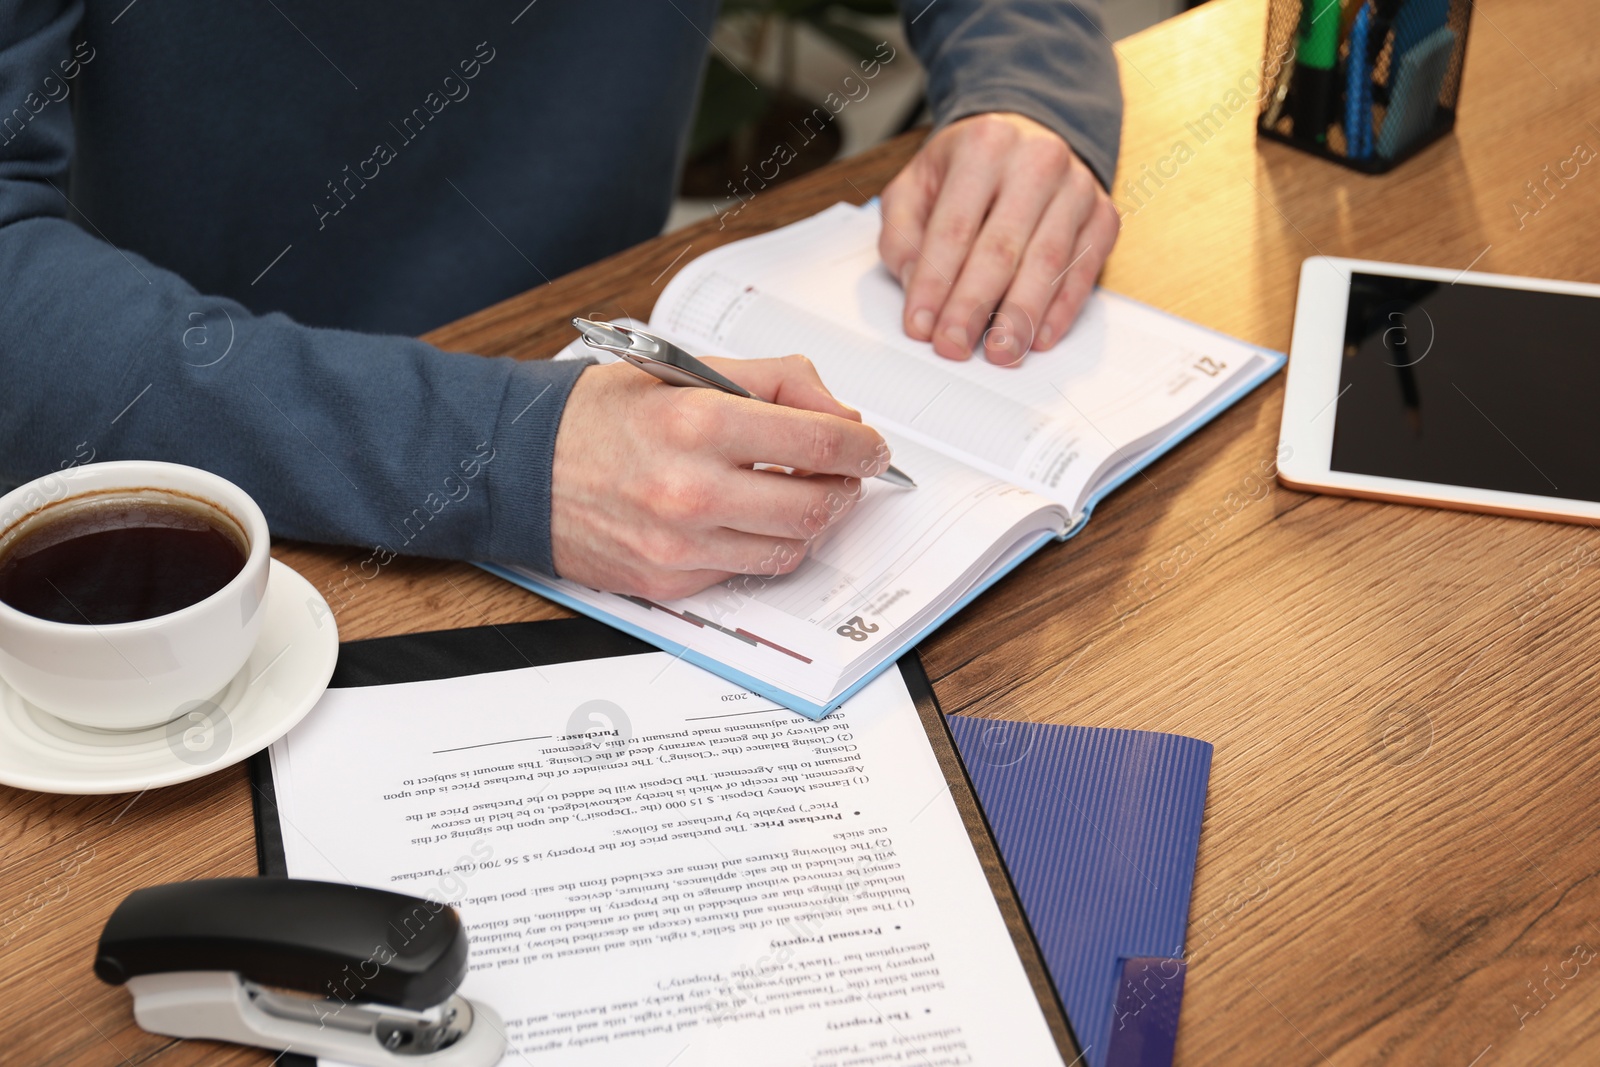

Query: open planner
left=254, top=620, right=1083, bottom=1066
left=486, top=203, right=1285, bottom=718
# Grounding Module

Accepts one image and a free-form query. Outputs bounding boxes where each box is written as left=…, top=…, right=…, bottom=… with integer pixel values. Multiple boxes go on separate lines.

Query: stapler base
left=126, top=971, right=506, bottom=1066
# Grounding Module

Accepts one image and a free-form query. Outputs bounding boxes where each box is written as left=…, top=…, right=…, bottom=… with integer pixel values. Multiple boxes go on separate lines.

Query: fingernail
left=911, top=308, right=933, bottom=337
left=944, top=324, right=969, bottom=352
left=1035, top=325, right=1054, bottom=349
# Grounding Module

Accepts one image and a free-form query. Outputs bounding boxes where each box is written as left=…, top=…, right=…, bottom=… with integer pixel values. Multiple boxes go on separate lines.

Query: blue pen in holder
left=1257, top=0, right=1472, bottom=173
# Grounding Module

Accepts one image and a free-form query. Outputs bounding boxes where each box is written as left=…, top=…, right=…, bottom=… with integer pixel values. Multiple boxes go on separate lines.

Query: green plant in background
left=688, top=0, right=896, bottom=162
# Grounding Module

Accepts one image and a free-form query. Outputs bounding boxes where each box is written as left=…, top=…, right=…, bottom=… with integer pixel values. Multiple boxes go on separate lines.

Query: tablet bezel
left=1277, top=256, right=1600, bottom=524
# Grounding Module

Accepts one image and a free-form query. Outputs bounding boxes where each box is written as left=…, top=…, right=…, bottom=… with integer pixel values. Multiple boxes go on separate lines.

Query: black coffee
left=0, top=492, right=248, bottom=625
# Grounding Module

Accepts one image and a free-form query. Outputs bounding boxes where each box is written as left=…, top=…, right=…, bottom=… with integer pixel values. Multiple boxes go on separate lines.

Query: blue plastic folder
left=946, top=716, right=1213, bottom=1067
left=1391, top=0, right=1450, bottom=60
left=1377, top=24, right=1455, bottom=160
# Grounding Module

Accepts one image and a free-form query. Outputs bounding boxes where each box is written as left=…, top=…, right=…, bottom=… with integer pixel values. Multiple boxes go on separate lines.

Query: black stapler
left=94, top=878, right=505, bottom=1066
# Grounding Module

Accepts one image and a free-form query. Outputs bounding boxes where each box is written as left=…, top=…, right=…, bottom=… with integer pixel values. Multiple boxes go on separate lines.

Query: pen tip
left=880, top=466, right=916, bottom=489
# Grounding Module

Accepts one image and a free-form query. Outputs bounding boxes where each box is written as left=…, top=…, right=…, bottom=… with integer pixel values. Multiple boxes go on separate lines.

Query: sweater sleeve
left=902, top=0, right=1125, bottom=190
left=0, top=0, right=585, bottom=575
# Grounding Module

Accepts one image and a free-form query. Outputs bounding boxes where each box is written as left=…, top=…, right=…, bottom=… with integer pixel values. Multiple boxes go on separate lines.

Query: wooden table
left=8, top=0, right=1600, bottom=1062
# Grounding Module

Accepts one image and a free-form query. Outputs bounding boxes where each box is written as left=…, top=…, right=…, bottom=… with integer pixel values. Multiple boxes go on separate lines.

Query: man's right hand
left=550, top=355, right=891, bottom=600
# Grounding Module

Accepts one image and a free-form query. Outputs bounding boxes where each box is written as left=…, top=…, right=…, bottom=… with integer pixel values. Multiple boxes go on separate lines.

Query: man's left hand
left=878, top=112, right=1119, bottom=366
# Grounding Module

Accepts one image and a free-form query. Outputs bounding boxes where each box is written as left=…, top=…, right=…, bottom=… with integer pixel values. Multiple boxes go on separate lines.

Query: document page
left=654, top=203, right=1272, bottom=515
left=270, top=655, right=1066, bottom=1067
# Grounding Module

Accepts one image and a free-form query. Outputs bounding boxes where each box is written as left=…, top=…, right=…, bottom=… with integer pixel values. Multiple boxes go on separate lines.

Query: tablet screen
left=1330, top=271, right=1600, bottom=502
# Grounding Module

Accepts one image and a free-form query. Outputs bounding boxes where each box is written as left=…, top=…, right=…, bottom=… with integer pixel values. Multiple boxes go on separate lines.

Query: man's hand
left=550, top=356, right=890, bottom=599
left=879, top=112, right=1119, bottom=366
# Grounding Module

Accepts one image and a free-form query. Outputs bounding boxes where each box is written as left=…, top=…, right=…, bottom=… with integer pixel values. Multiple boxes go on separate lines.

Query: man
left=0, top=1, right=1121, bottom=599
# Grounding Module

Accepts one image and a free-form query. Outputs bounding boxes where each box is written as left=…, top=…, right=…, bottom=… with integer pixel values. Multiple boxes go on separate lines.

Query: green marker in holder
left=1289, top=0, right=1341, bottom=143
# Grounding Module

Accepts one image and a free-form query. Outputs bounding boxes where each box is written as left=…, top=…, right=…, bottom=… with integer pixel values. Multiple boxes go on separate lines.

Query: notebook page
left=506, top=433, right=1066, bottom=707
left=270, top=658, right=1068, bottom=1067
left=654, top=203, right=1271, bottom=516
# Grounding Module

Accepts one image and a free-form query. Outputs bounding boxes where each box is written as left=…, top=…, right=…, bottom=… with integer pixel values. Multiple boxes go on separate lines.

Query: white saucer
left=0, top=559, right=338, bottom=795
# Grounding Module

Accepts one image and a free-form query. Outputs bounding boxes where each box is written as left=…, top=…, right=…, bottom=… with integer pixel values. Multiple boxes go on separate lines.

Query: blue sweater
left=0, top=0, right=1120, bottom=575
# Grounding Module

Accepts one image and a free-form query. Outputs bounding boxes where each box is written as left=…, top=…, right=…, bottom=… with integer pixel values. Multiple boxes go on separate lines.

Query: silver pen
left=572, top=317, right=915, bottom=489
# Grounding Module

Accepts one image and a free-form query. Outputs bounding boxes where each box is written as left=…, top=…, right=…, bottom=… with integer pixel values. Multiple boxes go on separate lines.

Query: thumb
left=704, top=354, right=863, bottom=423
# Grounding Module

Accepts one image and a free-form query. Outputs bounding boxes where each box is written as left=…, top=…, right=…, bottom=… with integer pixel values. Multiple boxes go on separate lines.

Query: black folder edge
left=248, top=617, right=1082, bottom=1064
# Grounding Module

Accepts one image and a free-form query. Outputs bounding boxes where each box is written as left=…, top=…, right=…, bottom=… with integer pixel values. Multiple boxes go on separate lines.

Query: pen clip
left=572, top=318, right=755, bottom=398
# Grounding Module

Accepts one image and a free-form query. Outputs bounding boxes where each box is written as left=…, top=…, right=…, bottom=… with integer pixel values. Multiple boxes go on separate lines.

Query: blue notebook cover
left=945, top=716, right=1213, bottom=1067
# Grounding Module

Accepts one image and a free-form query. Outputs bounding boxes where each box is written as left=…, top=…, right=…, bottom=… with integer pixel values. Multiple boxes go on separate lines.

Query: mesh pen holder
left=1256, top=0, right=1471, bottom=173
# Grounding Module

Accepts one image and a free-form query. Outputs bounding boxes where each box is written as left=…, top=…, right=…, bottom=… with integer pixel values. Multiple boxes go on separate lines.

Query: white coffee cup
left=0, top=461, right=271, bottom=730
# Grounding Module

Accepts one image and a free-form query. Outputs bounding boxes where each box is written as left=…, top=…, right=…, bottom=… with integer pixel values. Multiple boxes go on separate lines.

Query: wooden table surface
left=8, top=0, right=1600, bottom=1063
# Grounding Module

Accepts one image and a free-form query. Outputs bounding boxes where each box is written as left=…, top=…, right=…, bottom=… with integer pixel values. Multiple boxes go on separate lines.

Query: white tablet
left=1278, top=256, right=1600, bottom=524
